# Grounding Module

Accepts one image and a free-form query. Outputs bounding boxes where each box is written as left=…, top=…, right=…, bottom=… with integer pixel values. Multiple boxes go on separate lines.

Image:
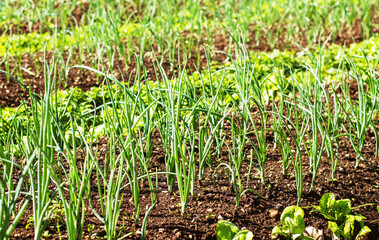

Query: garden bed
left=1, top=1, right=379, bottom=240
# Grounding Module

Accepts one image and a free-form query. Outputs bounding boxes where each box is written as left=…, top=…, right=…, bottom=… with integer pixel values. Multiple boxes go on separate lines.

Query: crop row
left=1, top=0, right=378, bottom=59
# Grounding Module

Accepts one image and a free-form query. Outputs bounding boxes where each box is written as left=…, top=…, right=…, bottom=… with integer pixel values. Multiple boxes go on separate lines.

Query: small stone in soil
left=269, top=209, right=279, bottom=218
left=174, top=231, right=182, bottom=239
left=274, top=203, right=283, bottom=209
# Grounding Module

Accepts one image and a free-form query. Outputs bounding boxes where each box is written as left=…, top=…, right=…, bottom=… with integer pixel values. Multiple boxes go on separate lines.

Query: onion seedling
left=213, top=163, right=266, bottom=212
left=337, top=57, right=378, bottom=169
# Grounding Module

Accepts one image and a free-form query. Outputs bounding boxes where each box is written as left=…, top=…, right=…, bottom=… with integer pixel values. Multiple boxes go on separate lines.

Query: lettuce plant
left=327, top=215, right=371, bottom=240
left=312, top=193, right=351, bottom=223
left=217, top=220, right=254, bottom=240
left=271, top=206, right=312, bottom=240
left=312, top=193, right=371, bottom=239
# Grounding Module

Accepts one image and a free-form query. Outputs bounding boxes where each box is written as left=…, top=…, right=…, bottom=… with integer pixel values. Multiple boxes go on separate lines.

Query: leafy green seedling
left=312, top=193, right=371, bottom=239
left=312, top=193, right=351, bottom=223
left=271, top=206, right=313, bottom=240
left=216, top=220, right=253, bottom=240
left=233, top=230, right=254, bottom=240
left=328, top=215, right=371, bottom=240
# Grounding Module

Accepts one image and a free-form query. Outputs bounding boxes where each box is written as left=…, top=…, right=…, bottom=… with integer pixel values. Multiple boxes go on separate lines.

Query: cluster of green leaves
left=272, top=206, right=312, bottom=240
left=312, top=193, right=371, bottom=240
left=272, top=194, right=373, bottom=240
left=0, top=86, right=106, bottom=150
left=217, top=220, right=254, bottom=240
left=0, top=23, right=140, bottom=56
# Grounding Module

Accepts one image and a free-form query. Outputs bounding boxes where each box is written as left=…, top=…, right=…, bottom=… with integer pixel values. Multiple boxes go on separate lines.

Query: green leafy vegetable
left=312, top=193, right=351, bottom=223
left=233, top=230, right=254, bottom=240
left=272, top=206, right=311, bottom=239
left=313, top=193, right=371, bottom=240
left=217, top=220, right=241, bottom=240
left=216, top=220, right=253, bottom=240
left=281, top=206, right=306, bottom=235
